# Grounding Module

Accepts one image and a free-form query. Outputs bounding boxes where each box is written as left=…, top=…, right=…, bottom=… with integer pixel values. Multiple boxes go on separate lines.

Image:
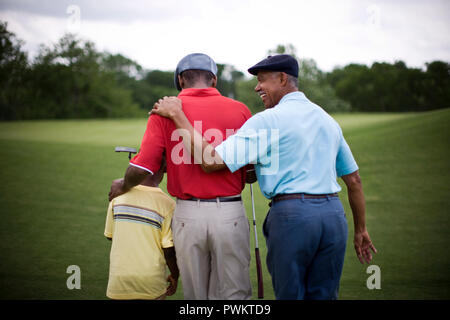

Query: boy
left=104, top=157, right=179, bottom=299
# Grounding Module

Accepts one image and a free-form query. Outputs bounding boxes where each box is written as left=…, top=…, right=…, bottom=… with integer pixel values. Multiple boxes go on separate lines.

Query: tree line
left=1, top=21, right=448, bottom=120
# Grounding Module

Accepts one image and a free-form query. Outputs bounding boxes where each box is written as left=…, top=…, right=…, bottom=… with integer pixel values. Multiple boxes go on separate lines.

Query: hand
left=165, top=274, right=178, bottom=296
left=354, top=229, right=377, bottom=264
left=108, top=178, right=126, bottom=202
left=246, top=168, right=257, bottom=184
left=150, top=96, right=182, bottom=119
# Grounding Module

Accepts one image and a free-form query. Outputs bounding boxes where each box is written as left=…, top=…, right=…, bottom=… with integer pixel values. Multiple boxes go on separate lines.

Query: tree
left=0, top=21, right=29, bottom=120
left=327, top=60, right=449, bottom=112
left=216, top=63, right=245, bottom=99
left=266, top=44, right=351, bottom=113
left=28, top=34, right=142, bottom=118
left=101, top=53, right=144, bottom=81
left=267, top=44, right=298, bottom=58
left=2, top=22, right=447, bottom=119
left=298, top=58, right=351, bottom=113
left=328, top=63, right=377, bottom=111
left=235, top=77, right=263, bottom=114
left=140, top=70, right=178, bottom=110
left=424, top=61, right=450, bottom=110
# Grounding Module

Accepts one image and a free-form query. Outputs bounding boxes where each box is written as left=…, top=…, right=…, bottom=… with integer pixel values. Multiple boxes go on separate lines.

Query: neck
left=140, top=182, right=158, bottom=188
left=273, top=87, right=298, bottom=106
left=184, top=84, right=211, bottom=89
left=284, top=87, right=298, bottom=96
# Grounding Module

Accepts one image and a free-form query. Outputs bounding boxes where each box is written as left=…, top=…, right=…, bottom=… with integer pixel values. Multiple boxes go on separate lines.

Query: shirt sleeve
left=104, top=201, right=114, bottom=239
left=129, top=115, right=166, bottom=174
left=336, top=132, right=359, bottom=177
left=160, top=201, right=175, bottom=249
left=215, top=114, right=269, bottom=173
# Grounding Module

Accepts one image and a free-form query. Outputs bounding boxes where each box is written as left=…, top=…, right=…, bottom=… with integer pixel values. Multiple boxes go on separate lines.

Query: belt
left=184, top=196, right=242, bottom=203
left=270, top=193, right=338, bottom=206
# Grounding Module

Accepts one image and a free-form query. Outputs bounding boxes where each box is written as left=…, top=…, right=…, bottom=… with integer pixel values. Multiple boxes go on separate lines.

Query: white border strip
left=129, top=162, right=154, bottom=175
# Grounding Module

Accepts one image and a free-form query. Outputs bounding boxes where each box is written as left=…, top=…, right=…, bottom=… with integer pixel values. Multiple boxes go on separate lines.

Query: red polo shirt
left=130, top=88, right=252, bottom=199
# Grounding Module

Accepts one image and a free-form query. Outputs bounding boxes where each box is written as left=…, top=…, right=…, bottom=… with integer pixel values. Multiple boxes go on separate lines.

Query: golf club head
left=115, top=146, right=137, bottom=160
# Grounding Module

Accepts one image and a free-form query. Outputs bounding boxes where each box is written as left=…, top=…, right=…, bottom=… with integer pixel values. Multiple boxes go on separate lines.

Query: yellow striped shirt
left=104, top=185, right=175, bottom=299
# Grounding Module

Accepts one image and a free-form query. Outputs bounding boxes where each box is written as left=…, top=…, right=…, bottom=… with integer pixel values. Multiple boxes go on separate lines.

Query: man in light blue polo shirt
left=151, top=54, right=377, bottom=300
left=215, top=91, right=359, bottom=199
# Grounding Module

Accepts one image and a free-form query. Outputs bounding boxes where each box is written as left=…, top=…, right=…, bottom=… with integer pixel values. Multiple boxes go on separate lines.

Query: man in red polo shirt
left=108, top=53, right=253, bottom=300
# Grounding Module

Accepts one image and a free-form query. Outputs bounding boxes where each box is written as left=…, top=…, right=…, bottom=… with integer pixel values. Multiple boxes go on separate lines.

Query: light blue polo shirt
left=215, top=91, right=358, bottom=199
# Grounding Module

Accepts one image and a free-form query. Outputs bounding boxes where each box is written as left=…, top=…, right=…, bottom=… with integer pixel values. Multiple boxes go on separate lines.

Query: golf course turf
left=0, top=109, right=449, bottom=299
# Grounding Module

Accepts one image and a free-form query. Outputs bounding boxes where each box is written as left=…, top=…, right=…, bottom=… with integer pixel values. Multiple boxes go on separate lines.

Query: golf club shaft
left=250, top=184, right=259, bottom=248
left=250, top=183, right=264, bottom=299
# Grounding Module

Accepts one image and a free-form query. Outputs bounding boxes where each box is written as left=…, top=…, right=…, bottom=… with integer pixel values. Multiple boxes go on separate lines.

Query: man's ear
left=211, top=76, right=217, bottom=88
left=279, top=72, right=288, bottom=86
left=178, top=75, right=184, bottom=89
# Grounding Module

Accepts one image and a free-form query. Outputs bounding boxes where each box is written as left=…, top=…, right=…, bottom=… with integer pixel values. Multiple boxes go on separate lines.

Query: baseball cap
left=248, top=54, right=299, bottom=78
left=174, top=53, right=218, bottom=91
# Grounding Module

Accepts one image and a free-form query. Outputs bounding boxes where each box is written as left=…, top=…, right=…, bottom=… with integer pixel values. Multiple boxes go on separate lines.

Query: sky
left=0, top=0, right=449, bottom=74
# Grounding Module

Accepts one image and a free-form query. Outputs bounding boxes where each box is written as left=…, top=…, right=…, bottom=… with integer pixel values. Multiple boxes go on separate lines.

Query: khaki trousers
left=173, top=198, right=252, bottom=300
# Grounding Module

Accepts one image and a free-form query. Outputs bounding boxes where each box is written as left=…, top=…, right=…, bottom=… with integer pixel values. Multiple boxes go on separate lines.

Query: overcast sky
left=1, top=0, right=449, bottom=73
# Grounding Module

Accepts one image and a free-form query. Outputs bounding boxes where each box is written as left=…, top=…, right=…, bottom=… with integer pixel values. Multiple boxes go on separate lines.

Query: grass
left=0, top=109, right=449, bottom=299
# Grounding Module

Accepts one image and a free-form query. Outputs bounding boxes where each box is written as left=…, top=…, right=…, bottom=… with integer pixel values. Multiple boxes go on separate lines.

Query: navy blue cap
left=248, top=54, right=299, bottom=78
left=174, top=53, right=218, bottom=91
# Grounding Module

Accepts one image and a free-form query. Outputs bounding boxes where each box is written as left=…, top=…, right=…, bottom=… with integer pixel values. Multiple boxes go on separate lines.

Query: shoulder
left=112, top=191, right=132, bottom=203
left=306, top=103, right=343, bottom=138
left=236, top=112, right=270, bottom=133
left=148, top=113, right=171, bottom=126
left=218, top=96, right=252, bottom=115
left=160, top=191, right=176, bottom=207
left=135, top=188, right=175, bottom=217
left=313, top=104, right=342, bottom=132
left=250, top=107, right=277, bottom=123
left=154, top=189, right=176, bottom=212
left=221, top=96, right=248, bottom=108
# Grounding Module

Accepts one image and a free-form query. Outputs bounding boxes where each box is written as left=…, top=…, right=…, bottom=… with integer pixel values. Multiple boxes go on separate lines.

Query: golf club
left=115, top=146, right=137, bottom=160
left=250, top=183, right=264, bottom=299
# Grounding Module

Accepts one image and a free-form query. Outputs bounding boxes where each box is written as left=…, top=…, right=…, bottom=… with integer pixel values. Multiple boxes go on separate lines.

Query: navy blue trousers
left=263, top=196, right=348, bottom=300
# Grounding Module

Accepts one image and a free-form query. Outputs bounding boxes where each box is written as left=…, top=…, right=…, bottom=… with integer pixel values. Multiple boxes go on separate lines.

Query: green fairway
left=0, top=109, right=449, bottom=300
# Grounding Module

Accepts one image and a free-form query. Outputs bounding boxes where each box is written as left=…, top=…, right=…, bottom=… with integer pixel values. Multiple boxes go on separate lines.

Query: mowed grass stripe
left=0, top=119, right=148, bottom=147
left=338, top=108, right=450, bottom=299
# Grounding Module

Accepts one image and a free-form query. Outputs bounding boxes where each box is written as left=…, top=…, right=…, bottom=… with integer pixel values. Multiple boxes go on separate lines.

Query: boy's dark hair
left=180, top=69, right=215, bottom=88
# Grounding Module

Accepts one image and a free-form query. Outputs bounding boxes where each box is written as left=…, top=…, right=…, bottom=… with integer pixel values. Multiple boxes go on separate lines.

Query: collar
left=134, top=185, right=162, bottom=192
left=178, top=87, right=221, bottom=97
left=278, top=91, right=307, bottom=105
